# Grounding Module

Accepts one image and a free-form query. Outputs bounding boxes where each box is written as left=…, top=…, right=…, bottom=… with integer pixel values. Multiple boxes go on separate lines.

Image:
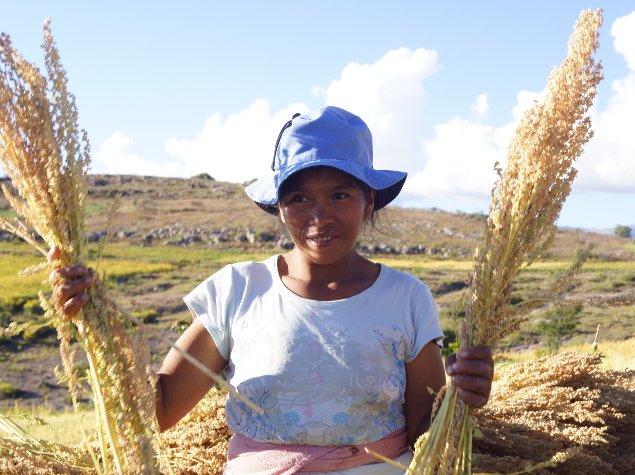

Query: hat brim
left=245, top=160, right=407, bottom=215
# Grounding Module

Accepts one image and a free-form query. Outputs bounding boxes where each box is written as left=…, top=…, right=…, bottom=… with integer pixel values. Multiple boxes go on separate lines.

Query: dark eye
left=290, top=194, right=308, bottom=203
left=333, top=192, right=348, bottom=200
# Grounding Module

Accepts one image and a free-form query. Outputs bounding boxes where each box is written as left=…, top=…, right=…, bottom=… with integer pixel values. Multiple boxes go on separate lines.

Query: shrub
left=441, top=329, right=460, bottom=358
left=0, top=378, right=23, bottom=399
left=23, top=323, right=57, bottom=342
left=0, top=301, right=11, bottom=328
left=537, top=305, right=583, bottom=353
left=615, top=225, right=632, bottom=238
left=591, top=272, right=606, bottom=282
left=131, top=309, right=159, bottom=324
left=4, top=295, right=30, bottom=312
left=192, top=172, right=214, bottom=180
left=23, top=298, right=45, bottom=317
left=170, top=319, right=190, bottom=335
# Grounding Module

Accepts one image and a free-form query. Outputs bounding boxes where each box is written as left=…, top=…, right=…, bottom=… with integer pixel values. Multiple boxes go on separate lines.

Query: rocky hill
left=1, top=174, right=632, bottom=262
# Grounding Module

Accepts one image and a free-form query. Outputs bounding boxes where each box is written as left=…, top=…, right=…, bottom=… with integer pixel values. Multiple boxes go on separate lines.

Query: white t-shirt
left=184, top=255, right=443, bottom=447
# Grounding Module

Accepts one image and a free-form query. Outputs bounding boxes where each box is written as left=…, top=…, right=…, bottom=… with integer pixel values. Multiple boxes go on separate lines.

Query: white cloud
left=162, top=15, right=635, bottom=199
left=320, top=47, right=440, bottom=172
left=574, top=11, right=635, bottom=193
left=404, top=94, right=513, bottom=200
left=165, top=48, right=439, bottom=183
left=613, top=11, right=635, bottom=70
left=164, top=99, right=309, bottom=183
left=93, top=132, right=183, bottom=176
left=406, top=10, right=635, bottom=200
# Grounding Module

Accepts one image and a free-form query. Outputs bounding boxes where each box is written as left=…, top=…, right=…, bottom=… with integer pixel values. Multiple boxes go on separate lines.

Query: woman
left=53, top=106, right=494, bottom=474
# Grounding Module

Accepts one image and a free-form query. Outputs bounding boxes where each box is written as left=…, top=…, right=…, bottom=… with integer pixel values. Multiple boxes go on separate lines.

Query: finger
left=54, top=274, right=94, bottom=306
left=58, top=274, right=94, bottom=295
left=455, top=386, right=489, bottom=408
left=86, top=268, right=101, bottom=283
left=54, top=275, right=94, bottom=319
left=62, top=292, right=90, bottom=318
left=450, top=359, right=494, bottom=381
left=50, top=265, right=88, bottom=283
left=452, top=373, right=492, bottom=407
left=445, top=353, right=458, bottom=375
left=457, top=345, right=494, bottom=365
left=48, top=246, right=60, bottom=263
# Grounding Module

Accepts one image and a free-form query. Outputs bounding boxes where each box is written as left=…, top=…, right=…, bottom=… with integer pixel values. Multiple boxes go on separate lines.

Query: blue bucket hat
left=245, top=106, right=407, bottom=215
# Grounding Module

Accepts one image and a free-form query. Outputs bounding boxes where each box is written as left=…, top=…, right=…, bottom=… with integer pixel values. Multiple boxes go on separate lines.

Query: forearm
left=410, top=410, right=432, bottom=447
left=155, top=375, right=168, bottom=432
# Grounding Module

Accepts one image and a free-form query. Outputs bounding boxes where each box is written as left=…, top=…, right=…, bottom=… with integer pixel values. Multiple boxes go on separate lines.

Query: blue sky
left=1, top=1, right=634, bottom=230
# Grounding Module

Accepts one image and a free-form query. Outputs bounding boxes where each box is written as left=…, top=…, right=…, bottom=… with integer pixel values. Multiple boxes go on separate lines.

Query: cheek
left=279, top=207, right=304, bottom=231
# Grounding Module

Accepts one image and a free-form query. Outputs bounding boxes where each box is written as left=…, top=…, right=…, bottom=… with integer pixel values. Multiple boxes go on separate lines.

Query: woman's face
left=278, top=167, right=375, bottom=266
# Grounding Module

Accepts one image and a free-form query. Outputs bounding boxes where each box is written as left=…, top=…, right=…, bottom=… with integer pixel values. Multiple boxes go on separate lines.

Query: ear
left=278, top=203, right=287, bottom=224
left=364, top=190, right=376, bottom=220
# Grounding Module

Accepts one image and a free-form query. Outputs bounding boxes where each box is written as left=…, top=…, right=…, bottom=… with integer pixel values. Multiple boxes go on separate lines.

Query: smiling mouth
left=307, top=236, right=335, bottom=244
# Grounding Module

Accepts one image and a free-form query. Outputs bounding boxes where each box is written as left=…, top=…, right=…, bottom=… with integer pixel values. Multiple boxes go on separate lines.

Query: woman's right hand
left=48, top=246, right=95, bottom=318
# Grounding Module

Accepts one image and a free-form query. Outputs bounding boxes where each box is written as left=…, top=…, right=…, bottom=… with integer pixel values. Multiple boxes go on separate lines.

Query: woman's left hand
left=445, top=345, right=494, bottom=408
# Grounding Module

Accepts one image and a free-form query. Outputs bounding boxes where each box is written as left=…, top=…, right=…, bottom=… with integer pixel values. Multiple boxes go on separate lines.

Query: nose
left=310, top=199, right=333, bottom=226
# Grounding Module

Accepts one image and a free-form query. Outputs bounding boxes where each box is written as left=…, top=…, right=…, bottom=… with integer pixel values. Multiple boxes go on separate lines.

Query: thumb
left=445, top=353, right=458, bottom=375
left=48, top=245, right=60, bottom=263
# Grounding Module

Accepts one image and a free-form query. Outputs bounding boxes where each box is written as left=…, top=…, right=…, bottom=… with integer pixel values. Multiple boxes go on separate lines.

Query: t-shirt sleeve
left=407, top=283, right=444, bottom=363
left=183, top=264, right=236, bottom=360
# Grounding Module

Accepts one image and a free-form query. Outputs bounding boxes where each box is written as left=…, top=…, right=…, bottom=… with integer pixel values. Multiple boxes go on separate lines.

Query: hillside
left=2, top=174, right=633, bottom=261
left=1, top=174, right=634, bottom=411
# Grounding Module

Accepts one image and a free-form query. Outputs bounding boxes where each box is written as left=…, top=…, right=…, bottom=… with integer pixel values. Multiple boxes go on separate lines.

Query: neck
left=287, top=250, right=360, bottom=283
left=278, top=250, right=379, bottom=301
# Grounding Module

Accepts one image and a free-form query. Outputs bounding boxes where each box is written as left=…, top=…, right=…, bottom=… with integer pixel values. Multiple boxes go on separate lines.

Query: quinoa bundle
left=159, top=353, right=635, bottom=475
left=2, top=352, right=632, bottom=474
left=408, top=9, right=632, bottom=475
left=0, top=414, right=93, bottom=475
left=473, top=352, right=635, bottom=474
left=160, top=389, right=231, bottom=475
left=0, top=21, right=161, bottom=474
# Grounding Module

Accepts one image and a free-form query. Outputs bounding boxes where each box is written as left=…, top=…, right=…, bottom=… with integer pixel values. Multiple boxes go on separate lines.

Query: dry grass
left=1, top=404, right=96, bottom=447
left=0, top=253, right=176, bottom=299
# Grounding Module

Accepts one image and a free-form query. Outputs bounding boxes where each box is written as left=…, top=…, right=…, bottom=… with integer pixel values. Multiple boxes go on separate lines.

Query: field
left=0, top=175, right=634, bottom=451
left=1, top=241, right=633, bottom=415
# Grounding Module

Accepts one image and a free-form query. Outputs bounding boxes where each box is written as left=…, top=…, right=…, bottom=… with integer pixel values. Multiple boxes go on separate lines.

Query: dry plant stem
left=77, top=317, right=120, bottom=475
left=408, top=9, right=607, bottom=475
left=408, top=386, right=469, bottom=475
left=0, top=215, right=48, bottom=256
left=364, top=448, right=407, bottom=469
left=1, top=21, right=162, bottom=474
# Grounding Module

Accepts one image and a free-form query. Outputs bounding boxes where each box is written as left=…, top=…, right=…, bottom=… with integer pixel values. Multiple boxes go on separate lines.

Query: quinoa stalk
left=0, top=20, right=261, bottom=474
left=0, top=20, right=160, bottom=474
left=407, top=9, right=613, bottom=474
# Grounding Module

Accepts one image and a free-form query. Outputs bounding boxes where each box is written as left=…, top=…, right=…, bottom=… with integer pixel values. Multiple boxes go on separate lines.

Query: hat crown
left=244, top=106, right=407, bottom=214
left=275, top=107, right=374, bottom=171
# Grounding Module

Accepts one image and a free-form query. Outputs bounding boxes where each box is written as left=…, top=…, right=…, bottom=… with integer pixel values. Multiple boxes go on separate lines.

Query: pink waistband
left=225, top=427, right=409, bottom=475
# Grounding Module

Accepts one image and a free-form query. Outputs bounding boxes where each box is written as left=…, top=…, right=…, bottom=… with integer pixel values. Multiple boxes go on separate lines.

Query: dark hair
left=272, top=167, right=387, bottom=237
